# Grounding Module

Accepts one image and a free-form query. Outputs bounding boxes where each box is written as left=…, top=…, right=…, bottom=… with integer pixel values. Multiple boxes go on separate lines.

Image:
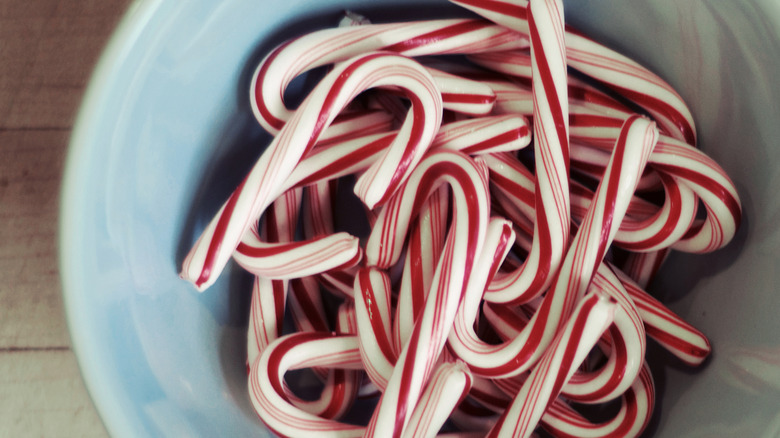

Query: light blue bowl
left=61, top=0, right=780, bottom=436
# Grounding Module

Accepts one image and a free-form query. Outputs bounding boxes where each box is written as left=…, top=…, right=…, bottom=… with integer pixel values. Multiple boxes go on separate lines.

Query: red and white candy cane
left=433, top=114, right=532, bottom=155
left=467, top=50, right=635, bottom=122
left=479, top=263, right=645, bottom=405
left=282, top=113, right=532, bottom=195
left=483, top=0, right=572, bottom=305
left=561, top=264, right=646, bottom=404
left=363, top=150, right=491, bottom=437
left=286, top=303, right=362, bottom=420
left=486, top=292, right=617, bottom=438
left=301, top=180, right=364, bottom=300
left=541, top=362, right=655, bottom=438
left=181, top=52, right=442, bottom=291
left=248, top=332, right=365, bottom=437
left=614, top=265, right=711, bottom=366
left=567, top=131, right=741, bottom=252
left=234, top=226, right=360, bottom=279
left=316, top=108, right=394, bottom=147
left=450, top=0, right=697, bottom=144
left=448, top=115, right=658, bottom=378
left=652, top=135, right=741, bottom=252
left=568, top=147, right=698, bottom=253
left=248, top=196, right=362, bottom=427
left=250, top=18, right=527, bottom=134
left=233, top=180, right=360, bottom=281
left=391, top=114, right=528, bottom=350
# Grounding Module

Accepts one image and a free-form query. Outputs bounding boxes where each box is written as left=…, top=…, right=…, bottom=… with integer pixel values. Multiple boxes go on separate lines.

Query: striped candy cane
left=181, top=52, right=442, bottom=291
left=541, top=362, right=655, bottom=438
left=449, top=0, right=697, bottom=144
left=486, top=292, right=617, bottom=438
left=448, top=115, right=658, bottom=378
left=250, top=18, right=527, bottom=133
left=481, top=0, right=572, bottom=305
left=248, top=332, right=365, bottom=437
left=364, top=150, right=491, bottom=437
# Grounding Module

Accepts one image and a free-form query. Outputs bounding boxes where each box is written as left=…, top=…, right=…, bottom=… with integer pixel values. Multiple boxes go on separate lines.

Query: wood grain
left=0, top=350, right=108, bottom=437
left=1, top=0, right=132, bottom=436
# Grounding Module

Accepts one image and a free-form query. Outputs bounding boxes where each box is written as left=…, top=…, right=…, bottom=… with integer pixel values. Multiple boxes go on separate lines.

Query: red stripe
left=441, top=92, right=495, bottom=105
left=529, top=5, right=570, bottom=168
left=592, top=116, right=636, bottom=271
left=357, top=269, right=397, bottom=363
left=196, top=177, right=246, bottom=288
left=236, top=237, right=318, bottom=258
left=461, top=128, right=529, bottom=154
left=272, top=280, right=286, bottom=337
left=645, top=324, right=710, bottom=362
left=253, top=42, right=291, bottom=131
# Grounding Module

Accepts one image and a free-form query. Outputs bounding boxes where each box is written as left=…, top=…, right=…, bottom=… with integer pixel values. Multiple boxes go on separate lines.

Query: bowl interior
left=61, top=0, right=780, bottom=436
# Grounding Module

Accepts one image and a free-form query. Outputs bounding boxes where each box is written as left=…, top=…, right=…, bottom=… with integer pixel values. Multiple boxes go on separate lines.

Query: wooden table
left=1, top=1, right=132, bottom=436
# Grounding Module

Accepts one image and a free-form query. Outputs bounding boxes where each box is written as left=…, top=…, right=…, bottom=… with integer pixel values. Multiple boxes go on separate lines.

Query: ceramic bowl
left=61, top=0, right=780, bottom=436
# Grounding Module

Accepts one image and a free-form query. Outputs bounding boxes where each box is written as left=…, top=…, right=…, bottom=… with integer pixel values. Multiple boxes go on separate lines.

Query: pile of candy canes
left=180, top=0, right=741, bottom=436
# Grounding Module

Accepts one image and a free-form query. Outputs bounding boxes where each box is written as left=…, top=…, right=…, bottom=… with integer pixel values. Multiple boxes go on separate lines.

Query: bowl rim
left=59, top=1, right=164, bottom=436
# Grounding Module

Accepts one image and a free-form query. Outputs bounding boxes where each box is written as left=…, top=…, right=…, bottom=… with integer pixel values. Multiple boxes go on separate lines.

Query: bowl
left=60, top=0, right=780, bottom=436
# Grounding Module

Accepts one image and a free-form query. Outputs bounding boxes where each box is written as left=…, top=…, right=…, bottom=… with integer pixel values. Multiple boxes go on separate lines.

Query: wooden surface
left=1, top=1, right=132, bottom=436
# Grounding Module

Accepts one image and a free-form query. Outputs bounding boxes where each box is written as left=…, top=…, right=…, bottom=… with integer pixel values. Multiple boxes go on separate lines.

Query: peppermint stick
left=181, top=52, right=442, bottom=290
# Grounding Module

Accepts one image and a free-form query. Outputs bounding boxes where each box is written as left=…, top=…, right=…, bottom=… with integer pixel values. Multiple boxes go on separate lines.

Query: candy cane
left=614, top=265, right=711, bottom=366
left=317, top=109, right=395, bottom=146
left=364, top=150, right=491, bottom=438
left=467, top=50, right=634, bottom=121
left=433, top=114, right=532, bottom=155
left=652, top=135, right=742, bottom=252
left=480, top=0, right=572, bottom=305
left=486, top=292, right=617, bottom=438
left=248, top=332, right=365, bottom=437
left=234, top=228, right=361, bottom=279
left=287, top=275, right=334, bottom=384
left=181, top=52, right=442, bottom=290
left=300, top=180, right=365, bottom=300
left=251, top=18, right=527, bottom=134
left=541, top=362, right=655, bottom=438
left=481, top=264, right=645, bottom=405
left=568, top=148, right=699, bottom=253
left=560, top=263, right=645, bottom=404
left=449, top=0, right=696, bottom=144
left=287, top=303, right=362, bottom=420
left=247, top=276, right=288, bottom=368
left=448, top=115, right=657, bottom=378
left=567, top=132, right=741, bottom=252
